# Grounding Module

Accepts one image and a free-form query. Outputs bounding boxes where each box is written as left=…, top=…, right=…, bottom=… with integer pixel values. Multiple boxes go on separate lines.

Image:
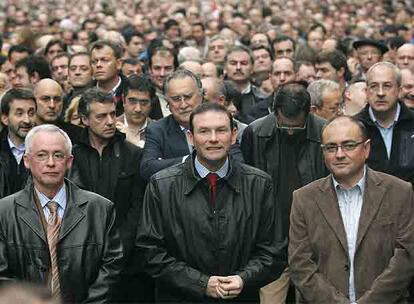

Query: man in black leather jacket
left=136, top=102, right=285, bottom=303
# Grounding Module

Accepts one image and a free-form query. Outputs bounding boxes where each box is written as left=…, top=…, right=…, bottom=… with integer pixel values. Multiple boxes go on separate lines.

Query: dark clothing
left=69, top=129, right=150, bottom=302
left=55, top=120, right=83, bottom=145
left=93, top=74, right=128, bottom=116
left=62, top=83, right=93, bottom=116
left=234, top=85, right=269, bottom=124
left=136, top=154, right=286, bottom=303
left=0, top=180, right=123, bottom=303
left=149, top=96, right=164, bottom=120
left=245, top=95, right=273, bottom=123
left=241, top=113, right=329, bottom=239
left=140, top=114, right=244, bottom=181
left=354, top=102, right=414, bottom=183
left=0, top=128, right=29, bottom=197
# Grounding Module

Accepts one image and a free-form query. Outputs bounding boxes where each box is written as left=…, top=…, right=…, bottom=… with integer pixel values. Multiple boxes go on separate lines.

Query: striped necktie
left=46, top=201, right=61, bottom=297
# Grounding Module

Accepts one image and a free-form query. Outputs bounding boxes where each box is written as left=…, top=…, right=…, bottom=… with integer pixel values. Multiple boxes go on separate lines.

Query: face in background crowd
left=149, top=51, right=175, bottom=90
left=69, top=54, right=93, bottom=88
left=34, top=79, right=63, bottom=124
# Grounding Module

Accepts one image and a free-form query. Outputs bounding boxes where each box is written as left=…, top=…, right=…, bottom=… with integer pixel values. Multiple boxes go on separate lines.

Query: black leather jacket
left=0, top=180, right=123, bottom=303
left=136, top=154, right=286, bottom=303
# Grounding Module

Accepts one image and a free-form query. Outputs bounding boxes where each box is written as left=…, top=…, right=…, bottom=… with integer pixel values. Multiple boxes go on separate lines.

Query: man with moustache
left=0, top=88, right=36, bottom=196
left=400, top=69, right=414, bottom=110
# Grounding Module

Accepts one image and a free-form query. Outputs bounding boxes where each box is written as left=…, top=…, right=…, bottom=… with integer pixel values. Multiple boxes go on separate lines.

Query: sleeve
left=357, top=185, right=414, bottom=303
left=240, top=125, right=254, bottom=166
left=288, top=191, right=350, bottom=303
left=135, top=179, right=210, bottom=300
left=85, top=204, right=124, bottom=303
left=235, top=177, right=287, bottom=288
left=140, top=124, right=184, bottom=181
left=0, top=222, right=10, bottom=279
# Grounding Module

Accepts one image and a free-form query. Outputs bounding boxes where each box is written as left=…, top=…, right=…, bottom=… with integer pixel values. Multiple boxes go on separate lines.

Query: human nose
left=209, top=130, right=217, bottom=141
left=335, top=145, right=346, bottom=158
left=22, top=112, right=31, bottom=123
left=280, top=72, right=286, bottom=81
left=107, top=114, right=115, bottom=124
left=160, top=68, right=166, bottom=76
left=236, top=62, right=241, bottom=70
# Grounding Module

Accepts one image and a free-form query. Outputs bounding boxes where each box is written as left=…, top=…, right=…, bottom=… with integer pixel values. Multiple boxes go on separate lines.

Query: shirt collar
left=123, top=115, right=149, bottom=132
left=7, top=136, right=25, bottom=152
left=240, top=83, right=252, bottom=95
left=368, top=103, right=401, bottom=128
left=194, top=155, right=229, bottom=179
left=35, top=184, right=67, bottom=210
left=97, top=76, right=122, bottom=95
left=332, top=165, right=366, bottom=194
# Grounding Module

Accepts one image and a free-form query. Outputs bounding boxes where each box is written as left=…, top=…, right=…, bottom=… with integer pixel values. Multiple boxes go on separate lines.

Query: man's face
left=82, top=102, right=116, bottom=140
left=123, top=90, right=152, bottom=126
left=77, top=31, right=89, bottom=46
left=166, top=76, right=202, bottom=127
left=400, top=69, right=414, bottom=109
left=84, top=21, right=97, bottom=33
left=35, top=83, right=63, bottom=123
left=396, top=45, right=414, bottom=72
left=271, top=58, right=295, bottom=90
left=273, top=40, right=294, bottom=59
left=192, top=25, right=205, bottom=43
left=314, top=88, right=343, bottom=121
left=1, top=99, right=36, bottom=142
left=51, top=56, right=69, bottom=85
left=322, top=118, right=370, bottom=186
left=356, top=45, right=382, bottom=72
left=225, top=51, right=252, bottom=83
left=127, top=36, right=145, bottom=58
left=307, top=30, right=324, bottom=52
left=122, top=63, right=142, bottom=77
left=207, top=39, right=227, bottom=64
left=46, top=43, right=64, bottom=62
left=296, top=64, right=316, bottom=84
left=202, top=62, right=218, bottom=78
left=251, top=33, right=269, bottom=48
left=69, top=55, right=92, bottom=88
left=91, top=45, right=121, bottom=84
left=315, top=62, right=342, bottom=82
left=366, top=65, right=400, bottom=115
left=23, top=131, right=73, bottom=192
left=11, top=66, right=30, bottom=88
left=188, top=110, right=237, bottom=170
left=149, top=52, right=175, bottom=89
left=253, top=49, right=272, bottom=73
left=9, top=51, right=29, bottom=65
left=166, top=25, right=180, bottom=40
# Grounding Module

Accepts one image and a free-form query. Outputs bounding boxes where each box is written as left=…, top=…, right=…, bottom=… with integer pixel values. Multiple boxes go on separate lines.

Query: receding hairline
left=321, top=116, right=366, bottom=143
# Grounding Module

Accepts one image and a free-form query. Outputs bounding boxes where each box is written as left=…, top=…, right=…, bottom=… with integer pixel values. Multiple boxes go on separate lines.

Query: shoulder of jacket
left=239, top=163, right=272, bottom=182
left=150, top=162, right=184, bottom=182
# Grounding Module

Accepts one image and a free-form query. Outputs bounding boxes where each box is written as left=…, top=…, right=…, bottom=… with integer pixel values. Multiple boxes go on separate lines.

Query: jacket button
left=344, top=264, right=349, bottom=271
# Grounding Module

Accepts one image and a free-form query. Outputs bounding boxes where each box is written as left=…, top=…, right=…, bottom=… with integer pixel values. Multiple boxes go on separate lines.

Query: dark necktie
left=46, top=201, right=61, bottom=297
left=206, top=173, right=218, bottom=205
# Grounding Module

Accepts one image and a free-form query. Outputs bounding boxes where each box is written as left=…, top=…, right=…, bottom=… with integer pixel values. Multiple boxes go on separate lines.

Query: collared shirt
left=179, top=125, right=193, bottom=154
left=118, top=116, right=149, bottom=148
left=35, top=184, right=67, bottom=220
left=194, top=156, right=229, bottom=178
left=7, top=137, right=25, bottom=164
left=368, top=103, right=400, bottom=159
left=332, top=167, right=366, bottom=302
left=240, top=82, right=252, bottom=95
left=97, top=76, right=122, bottom=96
left=156, top=90, right=171, bottom=117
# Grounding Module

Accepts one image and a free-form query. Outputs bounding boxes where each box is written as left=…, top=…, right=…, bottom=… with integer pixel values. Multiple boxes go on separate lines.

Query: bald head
left=179, top=61, right=203, bottom=78
left=396, top=43, right=414, bottom=72
left=34, top=78, right=64, bottom=124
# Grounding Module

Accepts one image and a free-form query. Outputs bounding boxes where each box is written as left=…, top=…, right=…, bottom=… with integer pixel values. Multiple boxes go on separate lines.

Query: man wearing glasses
left=289, top=115, right=414, bottom=303
left=241, top=82, right=328, bottom=303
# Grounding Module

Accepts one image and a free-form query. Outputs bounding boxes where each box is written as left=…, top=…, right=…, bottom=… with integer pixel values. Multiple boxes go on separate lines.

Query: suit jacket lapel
left=59, top=181, right=86, bottom=241
left=167, top=115, right=191, bottom=154
left=355, top=169, right=386, bottom=252
left=315, top=176, right=349, bottom=254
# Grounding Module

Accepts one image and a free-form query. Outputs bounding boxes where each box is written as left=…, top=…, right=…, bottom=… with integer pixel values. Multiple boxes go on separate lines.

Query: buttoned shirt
left=7, top=137, right=25, bottom=164
left=332, top=167, right=366, bottom=302
left=35, top=184, right=67, bottom=220
left=194, top=156, right=229, bottom=178
left=97, top=76, right=122, bottom=96
left=117, top=116, right=149, bottom=148
left=368, top=103, right=400, bottom=159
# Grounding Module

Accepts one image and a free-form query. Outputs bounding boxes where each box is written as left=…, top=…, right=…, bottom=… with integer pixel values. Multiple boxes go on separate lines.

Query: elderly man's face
left=357, top=45, right=382, bottom=72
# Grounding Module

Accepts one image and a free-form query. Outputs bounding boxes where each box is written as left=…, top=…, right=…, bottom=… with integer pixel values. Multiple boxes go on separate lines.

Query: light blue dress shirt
left=194, top=156, right=229, bottom=178
left=368, top=103, right=400, bottom=159
left=332, top=167, right=366, bottom=303
left=7, top=137, right=25, bottom=164
left=35, top=184, right=67, bottom=220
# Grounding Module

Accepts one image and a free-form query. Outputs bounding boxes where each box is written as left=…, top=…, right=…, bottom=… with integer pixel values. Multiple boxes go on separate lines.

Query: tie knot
left=47, top=201, right=59, bottom=214
left=206, top=173, right=218, bottom=187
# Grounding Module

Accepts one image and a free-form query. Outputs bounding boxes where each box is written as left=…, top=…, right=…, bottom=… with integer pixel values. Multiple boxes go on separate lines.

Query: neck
left=372, top=105, right=397, bottom=128
left=231, top=80, right=249, bottom=93
left=199, top=157, right=226, bottom=173
left=127, top=119, right=146, bottom=130
left=88, top=131, right=110, bottom=155
left=335, top=169, right=364, bottom=190
left=98, top=75, right=120, bottom=93
left=34, top=182, right=63, bottom=200
left=8, top=131, right=24, bottom=146
left=179, top=121, right=189, bottom=129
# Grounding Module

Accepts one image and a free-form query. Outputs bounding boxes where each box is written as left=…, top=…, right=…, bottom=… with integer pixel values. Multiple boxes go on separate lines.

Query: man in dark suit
left=0, top=124, right=123, bottom=303
left=140, top=69, right=243, bottom=181
left=289, top=116, right=414, bottom=303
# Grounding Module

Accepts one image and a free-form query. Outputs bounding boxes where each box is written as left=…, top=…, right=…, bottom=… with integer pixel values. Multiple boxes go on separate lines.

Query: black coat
left=233, top=85, right=269, bottom=124
left=354, top=102, right=414, bottom=183
left=136, top=154, right=286, bottom=302
left=0, top=180, right=123, bottom=303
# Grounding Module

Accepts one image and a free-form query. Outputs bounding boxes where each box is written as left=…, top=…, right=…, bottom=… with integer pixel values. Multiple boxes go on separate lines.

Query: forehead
left=308, top=31, right=323, bottom=39
left=398, top=45, right=414, bottom=55
left=253, top=49, right=269, bottom=56
left=367, top=66, right=397, bottom=83
left=273, top=58, right=293, bottom=71
left=357, top=45, right=380, bottom=52
left=126, top=90, right=150, bottom=98
left=70, top=55, right=90, bottom=65
left=167, top=76, right=197, bottom=94
left=252, top=34, right=267, bottom=41
left=322, top=119, right=363, bottom=142
left=91, top=45, right=116, bottom=58
left=31, top=132, right=66, bottom=150
left=9, top=98, right=36, bottom=110
left=90, top=101, right=115, bottom=113
left=316, top=61, right=335, bottom=69
left=210, top=39, right=225, bottom=47
left=192, top=110, right=230, bottom=128
left=227, top=51, right=250, bottom=61
left=52, top=56, right=68, bottom=65
left=275, top=40, right=293, bottom=49
left=151, top=53, right=174, bottom=65
left=49, top=43, right=63, bottom=51
left=36, top=83, right=62, bottom=96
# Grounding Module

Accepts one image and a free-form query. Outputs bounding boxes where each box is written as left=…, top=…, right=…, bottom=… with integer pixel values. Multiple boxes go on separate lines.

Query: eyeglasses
left=321, top=140, right=367, bottom=154
left=126, top=98, right=151, bottom=106
left=275, top=117, right=306, bottom=135
left=30, top=151, right=67, bottom=162
left=38, top=95, right=63, bottom=102
left=167, top=92, right=195, bottom=103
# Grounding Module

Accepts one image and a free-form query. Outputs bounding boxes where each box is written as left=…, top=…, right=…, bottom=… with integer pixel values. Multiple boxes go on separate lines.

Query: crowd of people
left=0, top=0, right=413, bottom=303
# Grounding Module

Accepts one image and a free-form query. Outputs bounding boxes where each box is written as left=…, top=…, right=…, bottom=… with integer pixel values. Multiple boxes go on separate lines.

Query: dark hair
left=8, top=45, right=31, bottom=61
left=1, top=88, right=36, bottom=116
left=125, top=74, right=156, bottom=100
left=294, top=60, right=314, bottom=73
left=322, top=116, right=368, bottom=142
left=189, top=102, right=234, bottom=133
left=315, top=49, right=352, bottom=82
left=250, top=44, right=274, bottom=61
left=164, top=19, right=179, bottom=31
left=223, top=80, right=241, bottom=105
left=78, top=87, right=114, bottom=117
left=192, top=22, right=205, bottom=31
left=90, top=40, right=123, bottom=59
left=122, top=58, right=141, bottom=66
left=15, top=56, right=51, bottom=79
left=148, top=43, right=178, bottom=69
left=123, top=29, right=144, bottom=45
left=81, top=18, right=97, bottom=30
left=273, top=81, right=311, bottom=118
left=386, top=36, right=405, bottom=50
left=68, top=52, right=90, bottom=67
left=50, top=52, right=70, bottom=65
left=272, top=35, right=296, bottom=52
left=308, top=23, right=327, bottom=35
left=44, top=39, right=66, bottom=56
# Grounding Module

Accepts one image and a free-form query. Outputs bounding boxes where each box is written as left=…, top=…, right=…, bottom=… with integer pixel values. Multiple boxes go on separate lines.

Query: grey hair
left=177, top=47, right=202, bottom=64
left=25, top=124, right=73, bottom=155
left=367, top=62, right=402, bottom=86
left=163, top=68, right=203, bottom=96
left=307, top=79, right=340, bottom=108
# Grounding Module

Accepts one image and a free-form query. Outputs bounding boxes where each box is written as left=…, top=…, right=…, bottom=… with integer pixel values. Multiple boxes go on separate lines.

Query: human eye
left=342, top=142, right=357, bottom=151
left=53, top=152, right=65, bottom=161
left=35, top=151, right=48, bottom=161
left=69, top=65, right=77, bottom=71
left=323, top=144, right=337, bottom=153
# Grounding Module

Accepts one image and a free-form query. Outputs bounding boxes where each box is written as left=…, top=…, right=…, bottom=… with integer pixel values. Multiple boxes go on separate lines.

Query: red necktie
left=206, top=173, right=218, bottom=205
